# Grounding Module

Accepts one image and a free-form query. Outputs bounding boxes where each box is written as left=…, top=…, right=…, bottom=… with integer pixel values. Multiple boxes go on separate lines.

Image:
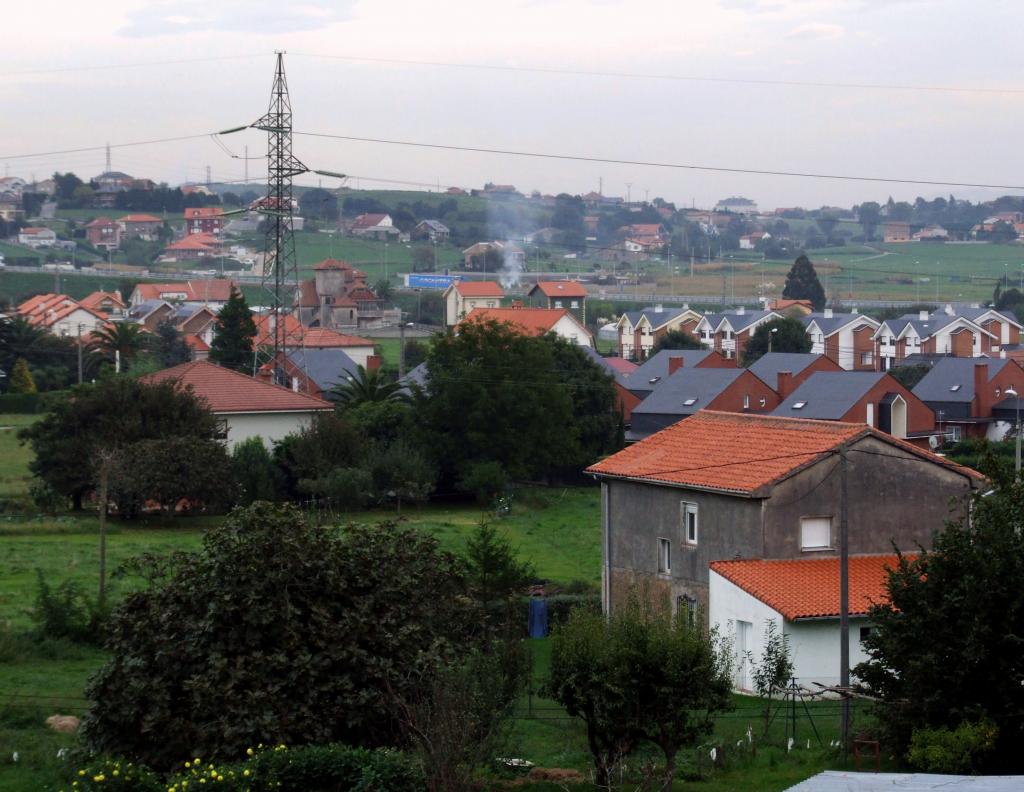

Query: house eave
left=587, top=470, right=762, bottom=499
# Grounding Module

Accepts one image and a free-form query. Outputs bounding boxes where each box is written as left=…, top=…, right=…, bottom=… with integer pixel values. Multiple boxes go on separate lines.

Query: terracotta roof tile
left=587, top=410, right=979, bottom=496
left=454, top=281, right=505, bottom=297
left=710, top=554, right=913, bottom=620
left=460, top=307, right=574, bottom=337
left=313, top=258, right=353, bottom=271
left=119, top=213, right=162, bottom=223
left=252, top=314, right=371, bottom=348
left=531, top=281, right=588, bottom=298
left=80, top=291, right=126, bottom=311
left=141, top=360, right=331, bottom=413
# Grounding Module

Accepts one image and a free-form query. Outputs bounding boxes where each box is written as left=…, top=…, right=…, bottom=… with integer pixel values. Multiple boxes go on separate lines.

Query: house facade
left=616, top=305, right=702, bottom=361
left=526, top=281, right=587, bottom=324
left=412, top=220, right=450, bottom=242
left=459, top=306, right=593, bottom=347
left=18, top=227, right=57, bottom=247
left=295, top=259, right=399, bottom=330
left=587, top=411, right=980, bottom=618
left=912, top=358, right=1024, bottom=441
left=695, top=309, right=781, bottom=361
left=15, top=293, right=107, bottom=337
left=119, top=214, right=163, bottom=241
left=84, top=217, right=121, bottom=250
left=803, top=310, right=881, bottom=371
left=874, top=312, right=992, bottom=370
left=443, top=281, right=504, bottom=326
left=183, top=207, right=225, bottom=235
left=349, top=213, right=398, bottom=239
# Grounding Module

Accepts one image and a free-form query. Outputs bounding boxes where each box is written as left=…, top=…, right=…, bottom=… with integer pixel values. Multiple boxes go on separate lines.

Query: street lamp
left=769, top=326, right=779, bottom=354
left=1006, top=386, right=1021, bottom=476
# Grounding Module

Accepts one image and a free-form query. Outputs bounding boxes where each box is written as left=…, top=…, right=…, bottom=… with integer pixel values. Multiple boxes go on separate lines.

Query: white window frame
left=658, top=537, right=672, bottom=573
left=681, top=501, right=698, bottom=546
left=800, top=515, right=832, bottom=551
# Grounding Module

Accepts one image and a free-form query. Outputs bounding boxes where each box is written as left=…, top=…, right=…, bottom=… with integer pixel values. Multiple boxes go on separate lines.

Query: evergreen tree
left=208, top=288, right=257, bottom=372
left=781, top=254, right=827, bottom=310
left=153, top=321, right=191, bottom=368
left=9, top=357, right=37, bottom=394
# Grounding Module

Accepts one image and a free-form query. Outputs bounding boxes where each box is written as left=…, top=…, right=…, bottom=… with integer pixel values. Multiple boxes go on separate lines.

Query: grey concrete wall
left=763, top=435, right=973, bottom=558
left=605, top=478, right=763, bottom=613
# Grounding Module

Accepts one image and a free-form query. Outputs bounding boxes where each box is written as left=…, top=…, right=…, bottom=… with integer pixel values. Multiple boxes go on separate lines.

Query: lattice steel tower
left=255, top=52, right=306, bottom=373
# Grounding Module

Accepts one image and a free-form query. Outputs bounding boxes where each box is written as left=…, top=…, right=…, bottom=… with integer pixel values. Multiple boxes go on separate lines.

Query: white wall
left=338, top=345, right=375, bottom=368
left=224, top=411, right=319, bottom=451
left=710, top=570, right=874, bottom=691
left=552, top=314, right=594, bottom=347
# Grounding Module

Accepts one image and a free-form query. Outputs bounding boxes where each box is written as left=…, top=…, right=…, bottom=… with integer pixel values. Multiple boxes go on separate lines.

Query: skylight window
left=792, top=401, right=807, bottom=409
left=649, top=377, right=661, bottom=384
left=950, top=384, right=961, bottom=392
left=683, top=398, right=697, bottom=406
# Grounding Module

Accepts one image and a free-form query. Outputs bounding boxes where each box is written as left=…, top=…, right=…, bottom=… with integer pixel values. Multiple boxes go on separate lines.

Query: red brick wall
left=824, top=335, right=840, bottom=365
left=615, top=382, right=642, bottom=422
left=839, top=374, right=935, bottom=437
left=707, top=370, right=781, bottom=413
left=975, top=360, right=1024, bottom=418
left=852, top=326, right=875, bottom=370
left=696, top=351, right=737, bottom=369
left=950, top=328, right=974, bottom=357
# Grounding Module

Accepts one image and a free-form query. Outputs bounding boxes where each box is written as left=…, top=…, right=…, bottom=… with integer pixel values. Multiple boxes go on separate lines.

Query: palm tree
left=0, top=317, right=46, bottom=372
left=331, top=365, right=408, bottom=407
left=90, top=322, right=146, bottom=373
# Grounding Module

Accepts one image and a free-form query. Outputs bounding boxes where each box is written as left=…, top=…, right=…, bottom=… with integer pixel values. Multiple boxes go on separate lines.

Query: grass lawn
left=0, top=415, right=37, bottom=499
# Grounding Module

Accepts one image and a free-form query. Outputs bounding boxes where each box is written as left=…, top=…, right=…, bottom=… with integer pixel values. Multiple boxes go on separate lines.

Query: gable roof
left=710, top=555, right=908, bottom=620
left=748, top=353, right=828, bottom=386
left=141, top=360, right=331, bottom=414
left=252, top=314, right=372, bottom=349
left=313, top=258, right=355, bottom=271
left=80, top=291, right=126, bottom=311
left=622, top=349, right=715, bottom=391
left=587, top=410, right=980, bottom=496
left=460, top=307, right=586, bottom=338
left=183, top=207, right=224, bottom=220
left=285, top=348, right=360, bottom=393
left=772, top=372, right=888, bottom=419
left=164, top=234, right=220, bottom=252
left=912, top=357, right=1013, bottom=404
left=619, top=305, right=697, bottom=330
left=453, top=281, right=504, bottom=298
left=133, top=279, right=237, bottom=303
left=84, top=217, right=117, bottom=228
left=119, top=213, right=162, bottom=223
left=631, top=368, right=747, bottom=418
left=579, top=347, right=637, bottom=381
left=352, top=213, right=389, bottom=228
left=529, top=281, right=588, bottom=299
left=700, top=309, right=778, bottom=333
left=803, top=312, right=880, bottom=336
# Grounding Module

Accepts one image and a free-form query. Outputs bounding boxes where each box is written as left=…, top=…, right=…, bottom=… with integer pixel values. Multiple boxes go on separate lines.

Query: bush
left=66, top=758, right=161, bottom=791
left=0, top=390, right=65, bottom=413
left=232, top=437, right=279, bottom=504
left=907, top=720, right=998, bottom=774
left=30, top=479, right=66, bottom=514
left=31, top=571, right=108, bottom=646
left=81, top=504, right=473, bottom=768
left=299, top=466, right=373, bottom=510
left=244, top=744, right=423, bottom=792
left=457, top=461, right=507, bottom=504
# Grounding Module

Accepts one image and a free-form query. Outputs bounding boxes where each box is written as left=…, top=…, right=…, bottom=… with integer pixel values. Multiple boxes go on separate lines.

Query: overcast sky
left=1, top=0, right=1020, bottom=210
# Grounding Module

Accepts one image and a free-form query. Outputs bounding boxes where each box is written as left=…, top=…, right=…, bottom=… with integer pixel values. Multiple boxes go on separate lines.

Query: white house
left=442, top=281, right=505, bottom=326
left=874, top=311, right=994, bottom=370
left=803, top=309, right=881, bottom=371
left=18, top=226, right=57, bottom=248
left=616, top=305, right=702, bottom=361
left=709, top=555, right=901, bottom=690
left=695, top=309, right=780, bottom=361
left=141, top=360, right=333, bottom=450
left=459, top=306, right=593, bottom=347
left=14, top=293, right=106, bottom=337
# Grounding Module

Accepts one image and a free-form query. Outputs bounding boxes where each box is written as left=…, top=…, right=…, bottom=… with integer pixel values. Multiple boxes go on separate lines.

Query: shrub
left=66, top=758, right=161, bottom=791
left=81, top=504, right=472, bottom=768
left=29, top=479, right=66, bottom=514
left=232, top=437, right=279, bottom=504
left=299, top=466, right=373, bottom=510
left=457, top=461, right=507, bottom=504
left=244, top=743, right=424, bottom=792
left=907, top=720, right=999, bottom=774
left=31, top=571, right=108, bottom=646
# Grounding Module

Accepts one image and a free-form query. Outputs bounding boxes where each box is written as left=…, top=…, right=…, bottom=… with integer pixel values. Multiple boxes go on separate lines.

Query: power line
left=293, top=131, right=1024, bottom=191
left=0, top=133, right=216, bottom=162
left=2, top=53, right=265, bottom=78
left=291, top=52, right=1024, bottom=97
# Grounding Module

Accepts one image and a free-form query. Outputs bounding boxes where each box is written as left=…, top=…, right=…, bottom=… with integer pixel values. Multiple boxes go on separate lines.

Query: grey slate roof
left=911, top=357, right=1010, bottom=404
left=621, top=305, right=690, bottom=329
left=579, top=346, right=630, bottom=383
left=771, top=372, right=886, bottom=420
left=632, top=367, right=744, bottom=417
left=285, top=348, right=360, bottom=394
left=399, top=362, right=430, bottom=393
left=622, top=349, right=715, bottom=393
left=747, top=353, right=823, bottom=388
left=802, top=311, right=876, bottom=335
left=715, top=309, right=775, bottom=332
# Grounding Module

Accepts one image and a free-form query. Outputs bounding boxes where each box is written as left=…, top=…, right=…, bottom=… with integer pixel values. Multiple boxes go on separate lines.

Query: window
left=554, top=300, right=563, bottom=308
left=571, top=300, right=579, bottom=308
left=996, top=388, right=1002, bottom=398
left=681, top=501, right=698, bottom=545
left=658, top=538, right=672, bottom=574
left=792, top=401, right=807, bottom=410
left=861, top=352, right=873, bottom=366
left=759, top=396, right=767, bottom=407
left=859, top=626, right=874, bottom=644
left=866, top=402, right=874, bottom=427
left=682, top=397, right=697, bottom=406
left=679, top=594, right=699, bottom=627
left=743, top=394, right=750, bottom=410
left=801, top=516, right=832, bottom=550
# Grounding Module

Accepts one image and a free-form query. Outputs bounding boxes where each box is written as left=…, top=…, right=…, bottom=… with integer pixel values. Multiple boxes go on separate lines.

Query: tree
left=332, top=365, right=408, bottom=407
left=418, top=321, right=598, bottom=488
left=152, top=320, right=191, bottom=368
left=888, top=363, right=931, bottom=391
left=52, top=172, right=83, bottom=203
left=547, top=597, right=733, bottom=788
left=748, top=620, right=794, bottom=729
left=19, top=378, right=218, bottom=510
left=856, top=480, right=1024, bottom=769
left=857, top=201, right=882, bottom=240
left=403, top=339, right=429, bottom=370
left=782, top=254, right=827, bottom=310
left=366, top=439, right=437, bottom=511
left=374, top=278, right=394, bottom=302
left=89, top=322, right=146, bottom=373
left=208, top=287, right=257, bottom=372
left=652, top=329, right=704, bottom=354
left=272, top=412, right=365, bottom=498
left=231, top=437, right=279, bottom=504
left=411, top=245, right=436, bottom=272
left=108, top=436, right=235, bottom=519
left=742, top=317, right=812, bottom=365
left=9, top=357, right=36, bottom=394
left=81, top=504, right=474, bottom=768
left=464, top=520, right=534, bottom=608
left=298, top=187, right=339, bottom=221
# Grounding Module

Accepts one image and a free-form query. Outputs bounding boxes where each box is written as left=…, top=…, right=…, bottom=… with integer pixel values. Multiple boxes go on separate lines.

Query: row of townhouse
left=615, top=302, right=1023, bottom=370
left=442, top=279, right=590, bottom=326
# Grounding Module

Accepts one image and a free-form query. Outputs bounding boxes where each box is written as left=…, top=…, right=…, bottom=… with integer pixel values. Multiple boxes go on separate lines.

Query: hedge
left=0, top=389, right=67, bottom=413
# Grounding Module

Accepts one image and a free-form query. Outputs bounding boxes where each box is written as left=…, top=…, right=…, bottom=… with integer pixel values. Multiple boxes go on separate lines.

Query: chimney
left=777, top=371, right=794, bottom=399
left=737, top=305, right=746, bottom=315
left=852, top=307, right=859, bottom=314
left=668, top=356, right=684, bottom=376
left=823, top=308, right=833, bottom=319
left=511, top=299, right=524, bottom=309
left=654, top=304, right=663, bottom=313
left=255, top=365, right=274, bottom=383
left=919, top=309, right=930, bottom=321
left=291, top=377, right=299, bottom=392
left=974, top=362, right=987, bottom=404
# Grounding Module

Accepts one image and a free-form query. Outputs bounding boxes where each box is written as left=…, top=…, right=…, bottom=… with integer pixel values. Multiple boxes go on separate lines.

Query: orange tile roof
left=84, top=217, right=116, bottom=228
left=184, top=207, right=224, bottom=219
left=313, top=258, right=354, bottom=271
left=134, top=279, right=237, bottom=303
left=165, top=234, right=220, bottom=251
left=454, top=281, right=504, bottom=297
left=119, top=213, right=162, bottom=223
left=532, top=280, right=588, bottom=298
left=586, top=410, right=980, bottom=496
left=183, top=333, right=209, bottom=352
left=460, top=307, right=574, bottom=337
left=252, top=314, right=371, bottom=349
left=141, top=360, right=331, bottom=414
left=710, top=554, right=913, bottom=620
left=80, top=291, right=125, bottom=311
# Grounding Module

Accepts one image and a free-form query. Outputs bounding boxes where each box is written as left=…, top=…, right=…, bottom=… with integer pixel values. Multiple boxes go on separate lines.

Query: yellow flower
left=93, top=775, right=105, bottom=782
left=185, top=762, right=191, bottom=768
left=217, top=776, right=224, bottom=782
left=78, top=771, right=86, bottom=777
left=199, top=780, right=206, bottom=785
left=243, top=770, right=250, bottom=777
left=112, top=770, right=119, bottom=777
left=246, top=748, right=253, bottom=756
left=194, top=757, right=201, bottom=764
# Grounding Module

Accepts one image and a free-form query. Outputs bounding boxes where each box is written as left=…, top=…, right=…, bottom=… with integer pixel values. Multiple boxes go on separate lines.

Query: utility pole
left=77, top=324, right=84, bottom=384
left=839, top=445, right=850, bottom=757
left=398, top=320, right=408, bottom=379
